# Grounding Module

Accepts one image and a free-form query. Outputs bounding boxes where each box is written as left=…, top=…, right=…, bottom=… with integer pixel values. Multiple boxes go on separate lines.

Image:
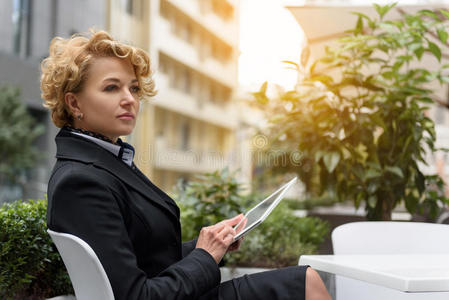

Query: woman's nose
left=121, top=88, right=137, bottom=105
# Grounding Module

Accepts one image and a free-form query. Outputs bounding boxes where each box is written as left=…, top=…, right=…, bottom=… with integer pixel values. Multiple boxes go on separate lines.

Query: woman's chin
left=117, top=126, right=136, bottom=137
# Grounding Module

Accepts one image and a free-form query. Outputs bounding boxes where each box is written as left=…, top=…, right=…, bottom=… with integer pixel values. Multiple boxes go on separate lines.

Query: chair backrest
left=47, top=229, right=115, bottom=300
left=332, top=221, right=449, bottom=254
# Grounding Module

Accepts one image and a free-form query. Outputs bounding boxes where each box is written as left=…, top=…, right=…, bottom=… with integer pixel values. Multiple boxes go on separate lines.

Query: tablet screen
left=233, top=177, right=296, bottom=240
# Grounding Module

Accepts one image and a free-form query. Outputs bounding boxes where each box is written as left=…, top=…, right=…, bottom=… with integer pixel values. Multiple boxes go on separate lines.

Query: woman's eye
left=105, top=85, right=117, bottom=91
left=131, top=86, right=141, bottom=93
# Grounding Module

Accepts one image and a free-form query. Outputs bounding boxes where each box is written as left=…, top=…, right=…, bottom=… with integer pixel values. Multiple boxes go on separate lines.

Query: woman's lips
left=117, top=113, right=134, bottom=120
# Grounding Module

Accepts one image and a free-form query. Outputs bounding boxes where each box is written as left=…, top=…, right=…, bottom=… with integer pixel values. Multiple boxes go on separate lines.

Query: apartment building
left=107, top=0, right=247, bottom=191
left=0, top=0, right=106, bottom=202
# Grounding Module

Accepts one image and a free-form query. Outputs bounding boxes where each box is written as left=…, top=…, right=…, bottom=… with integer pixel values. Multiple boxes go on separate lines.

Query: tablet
left=233, top=176, right=297, bottom=242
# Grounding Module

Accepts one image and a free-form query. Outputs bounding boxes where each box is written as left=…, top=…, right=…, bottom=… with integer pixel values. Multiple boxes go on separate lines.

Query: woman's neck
left=65, top=124, right=119, bottom=145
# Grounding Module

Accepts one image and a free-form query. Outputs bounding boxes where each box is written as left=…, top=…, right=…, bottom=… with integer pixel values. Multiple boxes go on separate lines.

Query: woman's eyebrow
left=102, top=78, right=138, bottom=84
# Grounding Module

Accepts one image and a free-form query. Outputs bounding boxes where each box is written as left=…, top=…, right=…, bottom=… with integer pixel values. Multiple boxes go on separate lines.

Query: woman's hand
left=195, top=214, right=245, bottom=264
left=227, top=215, right=247, bottom=252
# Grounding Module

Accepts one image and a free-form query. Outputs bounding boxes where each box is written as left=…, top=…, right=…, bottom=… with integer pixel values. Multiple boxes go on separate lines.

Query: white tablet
left=233, top=176, right=297, bottom=242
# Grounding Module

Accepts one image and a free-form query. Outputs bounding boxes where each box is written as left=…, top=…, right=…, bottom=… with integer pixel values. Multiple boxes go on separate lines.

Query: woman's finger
left=223, top=214, right=245, bottom=227
left=217, top=224, right=236, bottom=239
left=223, top=230, right=235, bottom=245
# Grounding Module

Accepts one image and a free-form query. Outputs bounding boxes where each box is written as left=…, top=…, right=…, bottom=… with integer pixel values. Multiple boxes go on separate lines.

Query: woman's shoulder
left=48, top=159, right=124, bottom=194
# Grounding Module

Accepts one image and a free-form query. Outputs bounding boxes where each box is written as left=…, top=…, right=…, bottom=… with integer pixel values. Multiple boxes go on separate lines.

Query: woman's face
left=68, top=56, right=140, bottom=142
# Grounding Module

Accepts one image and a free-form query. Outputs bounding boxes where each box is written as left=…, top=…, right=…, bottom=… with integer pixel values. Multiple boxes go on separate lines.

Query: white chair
left=47, top=229, right=115, bottom=300
left=332, top=221, right=449, bottom=300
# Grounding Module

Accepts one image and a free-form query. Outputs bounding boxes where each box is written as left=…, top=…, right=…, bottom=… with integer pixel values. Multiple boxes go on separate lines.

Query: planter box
left=220, top=267, right=273, bottom=283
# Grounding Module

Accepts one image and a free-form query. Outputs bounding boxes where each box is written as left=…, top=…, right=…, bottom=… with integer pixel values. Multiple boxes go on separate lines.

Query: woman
left=42, top=30, right=331, bottom=300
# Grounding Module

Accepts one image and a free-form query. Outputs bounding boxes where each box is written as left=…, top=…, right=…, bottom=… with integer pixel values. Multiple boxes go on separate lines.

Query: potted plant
left=254, top=3, right=449, bottom=221
left=0, top=199, right=74, bottom=300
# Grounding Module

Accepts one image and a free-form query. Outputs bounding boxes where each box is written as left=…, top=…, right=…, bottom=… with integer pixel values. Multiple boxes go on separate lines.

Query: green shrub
left=0, top=199, right=73, bottom=299
left=174, top=168, right=330, bottom=268
left=285, top=195, right=337, bottom=211
left=226, top=202, right=329, bottom=268
left=175, top=168, right=247, bottom=242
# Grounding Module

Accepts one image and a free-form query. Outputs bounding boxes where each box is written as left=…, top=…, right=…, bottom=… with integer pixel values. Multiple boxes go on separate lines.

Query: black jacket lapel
left=55, top=129, right=179, bottom=221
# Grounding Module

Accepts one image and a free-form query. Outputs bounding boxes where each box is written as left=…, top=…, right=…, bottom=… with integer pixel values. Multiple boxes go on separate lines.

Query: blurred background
left=1, top=0, right=449, bottom=225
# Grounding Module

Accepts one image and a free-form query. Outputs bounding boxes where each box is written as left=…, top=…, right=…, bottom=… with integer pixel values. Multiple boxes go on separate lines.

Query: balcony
left=153, top=137, right=227, bottom=173
left=152, top=74, right=238, bottom=130
left=163, top=0, right=237, bottom=47
left=156, top=16, right=237, bottom=88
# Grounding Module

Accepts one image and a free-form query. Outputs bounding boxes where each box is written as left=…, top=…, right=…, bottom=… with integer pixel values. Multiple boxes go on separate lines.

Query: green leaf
left=418, top=9, right=439, bottom=20
left=416, top=171, right=425, bottom=194
left=365, top=168, right=382, bottom=180
left=374, top=3, right=396, bottom=20
left=310, top=74, right=334, bottom=84
left=416, top=97, right=434, bottom=104
left=428, top=41, right=442, bottom=62
left=440, top=9, right=449, bottom=19
left=351, top=12, right=375, bottom=29
left=323, top=152, right=340, bottom=173
left=384, top=20, right=404, bottom=30
left=260, top=81, right=268, bottom=94
left=405, top=194, right=418, bottom=214
left=385, top=166, right=404, bottom=178
left=379, top=22, right=396, bottom=32
left=252, top=81, right=269, bottom=104
left=414, top=47, right=425, bottom=60
left=282, top=60, right=300, bottom=71
left=355, top=15, right=363, bottom=35
left=437, top=28, right=448, bottom=44
left=407, top=43, right=421, bottom=52
left=315, top=150, right=325, bottom=163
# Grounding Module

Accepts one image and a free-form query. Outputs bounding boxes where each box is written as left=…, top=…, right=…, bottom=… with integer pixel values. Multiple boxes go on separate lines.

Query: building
left=107, top=0, right=246, bottom=191
left=0, top=0, right=249, bottom=201
left=0, top=0, right=107, bottom=202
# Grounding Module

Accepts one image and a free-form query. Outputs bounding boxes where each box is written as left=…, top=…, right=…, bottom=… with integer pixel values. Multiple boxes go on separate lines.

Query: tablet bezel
left=233, top=176, right=297, bottom=241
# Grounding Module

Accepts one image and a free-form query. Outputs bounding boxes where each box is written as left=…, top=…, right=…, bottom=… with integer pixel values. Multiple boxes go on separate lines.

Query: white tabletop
left=299, top=254, right=449, bottom=292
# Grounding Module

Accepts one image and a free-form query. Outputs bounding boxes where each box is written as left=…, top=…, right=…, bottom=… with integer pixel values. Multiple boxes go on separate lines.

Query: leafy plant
left=0, top=199, right=73, bottom=299
left=174, top=168, right=330, bottom=267
left=226, top=202, right=329, bottom=268
left=254, top=4, right=449, bottom=220
left=175, top=168, right=247, bottom=242
left=0, top=85, right=44, bottom=201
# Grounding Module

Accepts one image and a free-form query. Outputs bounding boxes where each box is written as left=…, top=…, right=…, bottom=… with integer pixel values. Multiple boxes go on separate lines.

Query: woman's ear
left=64, top=92, right=81, bottom=116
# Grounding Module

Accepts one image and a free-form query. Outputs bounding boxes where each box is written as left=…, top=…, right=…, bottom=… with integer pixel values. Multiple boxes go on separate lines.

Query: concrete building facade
left=107, top=0, right=246, bottom=191
left=0, top=0, right=106, bottom=202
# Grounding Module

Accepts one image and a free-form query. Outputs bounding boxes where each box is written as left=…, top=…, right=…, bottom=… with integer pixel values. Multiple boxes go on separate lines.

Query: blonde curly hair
left=40, top=29, right=156, bottom=128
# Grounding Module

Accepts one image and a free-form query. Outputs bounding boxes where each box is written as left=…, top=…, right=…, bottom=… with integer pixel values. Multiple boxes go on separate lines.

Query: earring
left=77, top=113, right=83, bottom=120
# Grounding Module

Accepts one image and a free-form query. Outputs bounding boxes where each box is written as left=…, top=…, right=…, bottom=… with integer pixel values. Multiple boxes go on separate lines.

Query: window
left=209, top=84, right=216, bottom=103
left=158, top=55, right=169, bottom=74
left=156, top=108, right=166, bottom=137
left=180, top=120, right=190, bottom=151
left=183, top=69, right=191, bottom=94
left=121, top=0, right=133, bottom=15
left=120, top=0, right=142, bottom=18
left=12, top=0, right=32, bottom=57
left=211, top=0, right=234, bottom=21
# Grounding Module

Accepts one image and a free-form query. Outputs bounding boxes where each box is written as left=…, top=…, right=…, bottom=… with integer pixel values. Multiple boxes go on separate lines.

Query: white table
left=299, top=254, right=449, bottom=299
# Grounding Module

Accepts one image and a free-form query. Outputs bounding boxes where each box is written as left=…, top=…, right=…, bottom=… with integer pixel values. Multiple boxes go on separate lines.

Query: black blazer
left=47, top=128, right=220, bottom=300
